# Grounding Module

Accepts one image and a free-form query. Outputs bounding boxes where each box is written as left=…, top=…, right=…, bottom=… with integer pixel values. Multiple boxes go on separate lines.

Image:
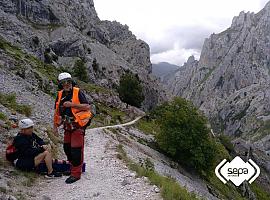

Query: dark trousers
left=63, top=128, right=84, bottom=178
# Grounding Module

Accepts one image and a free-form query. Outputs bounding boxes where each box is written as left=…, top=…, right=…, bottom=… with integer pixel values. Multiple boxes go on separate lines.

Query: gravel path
left=31, top=118, right=162, bottom=200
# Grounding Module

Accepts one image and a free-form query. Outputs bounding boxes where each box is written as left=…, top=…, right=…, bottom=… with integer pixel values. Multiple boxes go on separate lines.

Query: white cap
left=58, top=72, right=72, bottom=81
left=18, top=118, right=34, bottom=129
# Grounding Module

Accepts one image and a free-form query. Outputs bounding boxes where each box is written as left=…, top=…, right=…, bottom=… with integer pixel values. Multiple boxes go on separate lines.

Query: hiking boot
left=45, top=171, right=62, bottom=178
left=65, top=176, right=80, bottom=184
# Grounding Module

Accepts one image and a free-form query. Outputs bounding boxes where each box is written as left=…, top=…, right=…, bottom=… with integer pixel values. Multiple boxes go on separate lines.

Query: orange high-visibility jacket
left=54, top=87, right=92, bottom=127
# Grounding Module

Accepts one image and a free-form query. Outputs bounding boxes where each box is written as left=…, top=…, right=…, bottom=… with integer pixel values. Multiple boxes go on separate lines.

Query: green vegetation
left=253, top=119, right=270, bottom=141
left=0, top=186, right=7, bottom=194
left=91, top=103, right=128, bottom=127
left=117, top=144, right=199, bottom=200
left=73, top=59, right=88, bottom=82
left=20, top=171, right=38, bottom=187
left=207, top=175, right=245, bottom=200
left=250, top=182, right=270, bottom=200
left=78, top=80, right=114, bottom=95
left=155, top=97, right=218, bottom=176
left=0, top=37, right=106, bottom=97
left=135, top=117, right=160, bottom=135
left=0, top=112, right=7, bottom=120
left=0, top=93, right=32, bottom=116
left=217, top=134, right=234, bottom=154
left=118, top=72, right=144, bottom=108
left=0, top=36, right=62, bottom=86
left=132, top=98, right=248, bottom=198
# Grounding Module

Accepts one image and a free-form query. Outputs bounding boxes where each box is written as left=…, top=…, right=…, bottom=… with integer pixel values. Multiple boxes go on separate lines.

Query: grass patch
left=93, top=103, right=127, bottom=126
left=0, top=93, right=32, bottom=116
left=0, top=112, right=7, bottom=120
left=206, top=174, right=245, bottom=200
left=250, top=182, right=270, bottom=200
left=78, top=80, right=115, bottom=95
left=107, top=128, right=118, bottom=135
left=20, top=171, right=38, bottom=187
left=116, top=144, right=199, bottom=200
left=135, top=117, right=160, bottom=135
left=253, top=119, right=270, bottom=141
left=30, top=23, right=62, bottom=31
left=217, top=134, right=234, bottom=154
left=0, top=186, right=7, bottom=194
left=0, top=36, right=61, bottom=85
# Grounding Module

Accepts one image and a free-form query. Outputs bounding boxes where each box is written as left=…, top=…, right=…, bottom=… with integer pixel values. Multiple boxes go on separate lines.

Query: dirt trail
left=31, top=117, right=162, bottom=200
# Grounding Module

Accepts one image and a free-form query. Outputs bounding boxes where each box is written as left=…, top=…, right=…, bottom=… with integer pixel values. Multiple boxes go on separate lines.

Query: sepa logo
left=215, top=156, right=260, bottom=186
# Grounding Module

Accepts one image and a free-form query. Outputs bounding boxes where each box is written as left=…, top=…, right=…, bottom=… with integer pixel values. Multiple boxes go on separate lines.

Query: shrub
left=117, top=72, right=144, bottom=108
left=73, top=59, right=88, bottom=82
left=155, top=97, right=218, bottom=175
left=0, top=112, right=7, bottom=120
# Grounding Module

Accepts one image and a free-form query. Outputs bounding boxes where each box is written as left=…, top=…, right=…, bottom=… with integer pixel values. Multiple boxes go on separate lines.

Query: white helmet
left=58, top=72, right=72, bottom=81
left=18, top=118, right=34, bottom=129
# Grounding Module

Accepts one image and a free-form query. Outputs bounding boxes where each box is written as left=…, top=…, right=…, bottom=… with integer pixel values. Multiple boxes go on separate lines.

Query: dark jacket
left=14, top=132, right=45, bottom=160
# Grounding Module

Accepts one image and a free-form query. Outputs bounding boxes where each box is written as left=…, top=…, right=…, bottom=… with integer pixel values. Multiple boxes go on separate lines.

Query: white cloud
left=94, top=0, right=269, bottom=66
left=151, top=47, right=201, bottom=66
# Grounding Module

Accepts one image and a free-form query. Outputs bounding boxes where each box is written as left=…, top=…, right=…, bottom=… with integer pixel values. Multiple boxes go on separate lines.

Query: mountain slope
left=152, top=62, right=179, bottom=81
left=165, top=3, right=270, bottom=154
left=0, top=0, right=168, bottom=110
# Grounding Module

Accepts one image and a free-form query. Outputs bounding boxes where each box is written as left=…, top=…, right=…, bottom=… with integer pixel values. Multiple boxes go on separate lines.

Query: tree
left=118, top=73, right=144, bottom=108
left=155, top=97, right=217, bottom=175
left=73, top=59, right=88, bottom=82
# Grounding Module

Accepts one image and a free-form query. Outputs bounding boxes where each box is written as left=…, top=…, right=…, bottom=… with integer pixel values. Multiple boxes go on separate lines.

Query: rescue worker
left=14, top=118, right=61, bottom=178
left=53, top=72, right=93, bottom=184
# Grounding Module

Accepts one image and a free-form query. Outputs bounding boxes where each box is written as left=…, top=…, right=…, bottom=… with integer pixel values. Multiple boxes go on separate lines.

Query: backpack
left=6, top=139, right=19, bottom=163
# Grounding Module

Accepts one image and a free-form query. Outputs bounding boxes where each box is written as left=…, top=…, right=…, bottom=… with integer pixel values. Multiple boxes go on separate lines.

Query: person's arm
left=33, top=133, right=50, bottom=151
left=33, top=133, right=45, bottom=146
left=63, top=90, right=90, bottom=110
left=63, top=102, right=90, bottom=110
left=14, top=137, right=44, bottom=158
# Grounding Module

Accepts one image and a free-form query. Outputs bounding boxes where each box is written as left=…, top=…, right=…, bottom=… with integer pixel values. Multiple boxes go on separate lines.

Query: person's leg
left=64, top=131, right=72, bottom=161
left=66, top=128, right=84, bottom=183
left=34, top=151, right=53, bottom=174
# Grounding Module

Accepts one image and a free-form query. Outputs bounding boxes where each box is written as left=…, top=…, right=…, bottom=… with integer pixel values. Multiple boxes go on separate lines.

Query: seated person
left=13, top=118, right=61, bottom=178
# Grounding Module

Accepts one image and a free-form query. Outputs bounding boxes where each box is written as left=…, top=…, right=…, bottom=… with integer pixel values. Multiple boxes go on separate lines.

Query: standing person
left=14, top=118, right=61, bottom=178
left=53, top=72, right=93, bottom=184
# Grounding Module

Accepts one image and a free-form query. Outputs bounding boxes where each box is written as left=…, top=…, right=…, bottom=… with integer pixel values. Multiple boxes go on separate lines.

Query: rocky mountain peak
left=186, top=55, right=195, bottom=64
left=165, top=1, right=270, bottom=155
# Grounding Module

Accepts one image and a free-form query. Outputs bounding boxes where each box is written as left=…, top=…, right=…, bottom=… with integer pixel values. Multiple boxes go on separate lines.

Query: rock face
left=0, top=0, right=168, bottom=110
left=165, top=2, right=270, bottom=152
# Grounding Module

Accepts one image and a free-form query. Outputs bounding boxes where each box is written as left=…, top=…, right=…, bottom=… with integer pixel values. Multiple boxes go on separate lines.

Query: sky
left=94, top=0, right=269, bottom=66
